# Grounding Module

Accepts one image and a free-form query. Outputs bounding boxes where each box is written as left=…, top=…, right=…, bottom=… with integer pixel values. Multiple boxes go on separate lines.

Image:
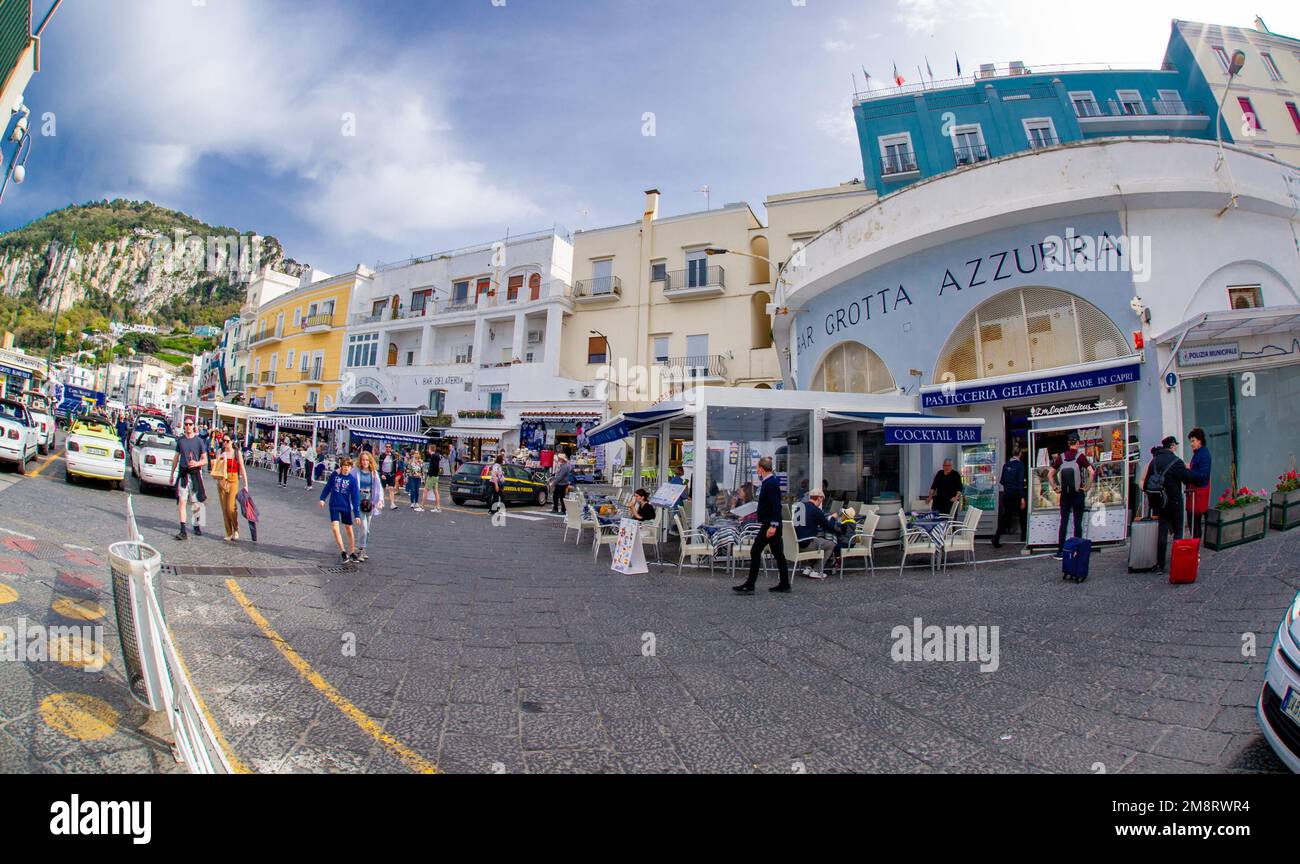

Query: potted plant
left=1270, top=467, right=1300, bottom=531
left=1204, top=485, right=1269, bottom=550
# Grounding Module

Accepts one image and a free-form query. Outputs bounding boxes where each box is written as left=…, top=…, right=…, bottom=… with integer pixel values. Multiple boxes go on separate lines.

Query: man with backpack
left=991, top=447, right=1026, bottom=548
left=1142, top=436, right=1196, bottom=574
left=1048, top=432, right=1095, bottom=560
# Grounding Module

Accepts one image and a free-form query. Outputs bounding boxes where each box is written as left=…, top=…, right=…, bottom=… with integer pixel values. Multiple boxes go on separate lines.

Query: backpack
left=1144, top=455, right=1176, bottom=509
left=999, top=459, right=1023, bottom=492
left=1058, top=451, right=1080, bottom=495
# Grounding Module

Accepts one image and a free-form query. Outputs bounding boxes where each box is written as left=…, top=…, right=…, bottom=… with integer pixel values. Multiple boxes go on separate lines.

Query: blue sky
left=3, top=0, right=1297, bottom=273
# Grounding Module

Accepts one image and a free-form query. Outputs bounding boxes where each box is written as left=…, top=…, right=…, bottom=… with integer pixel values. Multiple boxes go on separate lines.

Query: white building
left=340, top=228, right=603, bottom=459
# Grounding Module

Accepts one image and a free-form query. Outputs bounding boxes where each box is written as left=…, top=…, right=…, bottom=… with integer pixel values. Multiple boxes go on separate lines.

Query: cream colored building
left=565, top=183, right=875, bottom=418
left=1169, top=18, right=1300, bottom=166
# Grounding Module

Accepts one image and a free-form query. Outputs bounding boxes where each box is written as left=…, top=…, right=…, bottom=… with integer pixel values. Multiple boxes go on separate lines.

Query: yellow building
left=246, top=267, right=374, bottom=413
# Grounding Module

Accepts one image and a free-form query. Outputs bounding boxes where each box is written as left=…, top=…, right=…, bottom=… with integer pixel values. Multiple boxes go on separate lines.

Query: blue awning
left=586, top=407, right=682, bottom=446
left=824, top=410, right=922, bottom=423
left=348, top=426, right=430, bottom=445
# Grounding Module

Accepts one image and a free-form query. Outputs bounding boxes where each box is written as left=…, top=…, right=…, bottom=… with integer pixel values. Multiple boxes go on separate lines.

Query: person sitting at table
left=794, top=490, right=839, bottom=571
left=728, top=483, right=752, bottom=512
left=929, top=458, right=964, bottom=515
left=629, top=488, right=656, bottom=522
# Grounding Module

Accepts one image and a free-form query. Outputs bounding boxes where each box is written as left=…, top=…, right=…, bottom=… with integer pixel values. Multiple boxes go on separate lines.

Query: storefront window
left=822, top=424, right=902, bottom=503
left=703, top=406, right=810, bottom=517
left=1183, top=365, right=1300, bottom=493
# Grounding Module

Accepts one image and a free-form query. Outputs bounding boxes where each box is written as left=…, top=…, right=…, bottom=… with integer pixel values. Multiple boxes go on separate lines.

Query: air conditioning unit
left=527, top=329, right=543, bottom=344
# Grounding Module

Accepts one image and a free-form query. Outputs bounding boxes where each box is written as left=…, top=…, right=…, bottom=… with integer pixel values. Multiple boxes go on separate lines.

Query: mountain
left=0, top=200, right=308, bottom=348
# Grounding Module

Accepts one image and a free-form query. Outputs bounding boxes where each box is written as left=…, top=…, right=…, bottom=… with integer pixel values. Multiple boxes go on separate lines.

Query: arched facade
left=811, top=341, right=897, bottom=394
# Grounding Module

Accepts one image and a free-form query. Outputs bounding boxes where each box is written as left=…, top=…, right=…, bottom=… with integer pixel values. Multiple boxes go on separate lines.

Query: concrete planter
left=1270, top=488, right=1300, bottom=531
left=1205, top=500, right=1268, bottom=550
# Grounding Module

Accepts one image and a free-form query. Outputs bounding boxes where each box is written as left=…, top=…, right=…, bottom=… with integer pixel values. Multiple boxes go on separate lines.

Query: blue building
left=853, top=60, right=1227, bottom=193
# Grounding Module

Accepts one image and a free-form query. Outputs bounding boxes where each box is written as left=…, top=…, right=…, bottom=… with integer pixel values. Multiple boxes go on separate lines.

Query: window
left=476, top=277, right=492, bottom=302
left=453, top=344, right=473, bottom=364
left=1023, top=118, right=1057, bottom=148
left=323, top=300, right=335, bottom=315
left=386, top=343, right=398, bottom=366
left=950, top=124, right=987, bottom=164
left=1262, top=52, right=1283, bottom=81
left=428, top=390, right=446, bottom=413
left=300, top=351, right=309, bottom=372
left=1288, top=102, right=1300, bottom=133
left=650, top=261, right=667, bottom=282
left=652, top=335, right=669, bottom=363
left=1069, top=91, right=1100, bottom=118
left=307, top=304, right=317, bottom=318
left=685, top=249, right=709, bottom=288
left=489, top=392, right=503, bottom=412
left=406, top=350, right=415, bottom=366
left=591, top=259, right=614, bottom=295
left=1238, top=96, right=1263, bottom=131
left=346, top=333, right=379, bottom=367
left=372, top=299, right=387, bottom=317
left=878, top=133, right=916, bottom=175
left=1227, top=285, right=1263, bottom=310
left=587, top=335, right=607, bottom=365
left=528, top=272, right=541, bottom=301
left=293, top=308, right=301, bottom=327
left=452, top=280, right=470, bottom=305
left=1211, top=45, right=1231, bottom=73
left=1155, top=89, right=1187, bottom=115
left=410, top=289, right=432, bottom=313
left=685, top=333, right=708, bottom=361
left=275, top=313, right=284, bottom=334
left=286, top=350, right=295, bottom=369
left=1115, top=90, right=1146, bottom=116
left=507, top=274, right=523, bottom=302
left=811, top=342, right=896, bottom=394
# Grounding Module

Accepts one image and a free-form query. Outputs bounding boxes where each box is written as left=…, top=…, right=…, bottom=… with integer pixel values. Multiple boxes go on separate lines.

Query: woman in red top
left=215, top=435, right=248, bottom=541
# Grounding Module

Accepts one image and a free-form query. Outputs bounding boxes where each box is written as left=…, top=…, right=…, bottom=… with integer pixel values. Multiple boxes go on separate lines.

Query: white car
left=0, top=400, right=38, bottom=474
left=1258, top=590, right=1300, bottom=773
left=131, top=430, right=179, bottom=492
left=64, top=414, right=127, bottom=489
left=22, top=390, right=56, bottom=455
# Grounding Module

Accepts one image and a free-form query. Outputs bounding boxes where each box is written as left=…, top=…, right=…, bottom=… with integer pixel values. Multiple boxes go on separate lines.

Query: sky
left=3, top=0, right=1298, bottom=274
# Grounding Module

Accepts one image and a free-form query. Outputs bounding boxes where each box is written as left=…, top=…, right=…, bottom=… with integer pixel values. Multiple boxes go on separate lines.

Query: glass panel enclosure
left=703, top=406, right=811, bottom=520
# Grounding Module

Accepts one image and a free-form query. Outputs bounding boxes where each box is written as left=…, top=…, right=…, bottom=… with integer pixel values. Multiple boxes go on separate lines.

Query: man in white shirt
left=277, top=440, right=292, bottom=487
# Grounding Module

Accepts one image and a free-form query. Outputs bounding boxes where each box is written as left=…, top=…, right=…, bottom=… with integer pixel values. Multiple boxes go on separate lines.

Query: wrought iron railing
left=574, top=276, right=622, bottom=299
left=663, top=266, right=725, bottom=293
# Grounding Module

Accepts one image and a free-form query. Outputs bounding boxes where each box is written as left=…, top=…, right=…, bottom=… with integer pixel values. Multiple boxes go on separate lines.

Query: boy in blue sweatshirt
left=319, top=456, right=361, bottom=563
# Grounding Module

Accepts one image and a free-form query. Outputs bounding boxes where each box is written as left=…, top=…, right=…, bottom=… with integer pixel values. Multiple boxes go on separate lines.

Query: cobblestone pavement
left=0, top=454, right=1293, bottom=773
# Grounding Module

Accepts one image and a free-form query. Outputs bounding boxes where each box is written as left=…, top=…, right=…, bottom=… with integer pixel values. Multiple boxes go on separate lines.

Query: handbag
left=211, top=457, right=228, bottom=480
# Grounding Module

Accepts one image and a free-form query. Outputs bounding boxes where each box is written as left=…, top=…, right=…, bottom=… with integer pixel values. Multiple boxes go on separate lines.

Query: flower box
left=1270, top=488, right=1300, bottom=531
left=1204, top=500, right=1268, bottom=550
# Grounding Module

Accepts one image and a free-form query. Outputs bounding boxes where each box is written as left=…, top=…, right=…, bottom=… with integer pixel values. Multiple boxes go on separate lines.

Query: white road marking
left=504, top=512, right=545, bottom=522
left=63, top=543, right=97, bottom=552
left=0, top=526, right=35, bottom=539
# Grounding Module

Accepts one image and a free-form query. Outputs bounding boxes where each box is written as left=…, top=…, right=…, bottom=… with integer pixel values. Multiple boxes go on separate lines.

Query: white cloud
left=823, top=39, right=853, bottom=53
left=60, top=0, right=536, bottom=248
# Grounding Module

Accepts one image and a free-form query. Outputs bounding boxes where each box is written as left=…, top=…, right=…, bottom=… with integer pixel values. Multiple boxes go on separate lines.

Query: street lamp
left=1214, top=49, right=1246, bottom=171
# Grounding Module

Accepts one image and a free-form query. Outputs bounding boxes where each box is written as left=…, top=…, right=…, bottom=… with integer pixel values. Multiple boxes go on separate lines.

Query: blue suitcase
left=1062, top=537, right=1092, bottom=582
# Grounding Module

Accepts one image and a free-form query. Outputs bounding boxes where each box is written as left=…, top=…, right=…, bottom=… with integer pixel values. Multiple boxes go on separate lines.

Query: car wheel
left=15, top=454, right=25, bottom=475
left=65, top=469, right=73, bottom=484
left=452, top=496, right=465, bottom=506
left=38, top=442, right=46, bottom=456
left=536, top=489, right=547, bottom=507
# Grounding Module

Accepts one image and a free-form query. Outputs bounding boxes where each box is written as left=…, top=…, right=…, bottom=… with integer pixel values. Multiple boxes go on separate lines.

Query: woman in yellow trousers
left=213, top=434, right=248, bottom=542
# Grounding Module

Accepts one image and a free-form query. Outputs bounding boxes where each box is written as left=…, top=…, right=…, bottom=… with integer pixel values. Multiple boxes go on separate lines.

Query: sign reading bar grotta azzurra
left=922, top=361, right=1142, bottom=408
left=885, top=425, right=982, bottom=445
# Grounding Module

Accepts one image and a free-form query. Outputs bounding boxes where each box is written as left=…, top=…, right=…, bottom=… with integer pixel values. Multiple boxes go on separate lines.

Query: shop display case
left=1027, top=415, right=1129, bottom=546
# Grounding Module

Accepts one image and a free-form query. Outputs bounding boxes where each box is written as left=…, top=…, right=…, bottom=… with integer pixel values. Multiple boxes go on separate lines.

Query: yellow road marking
left=0, top=583, right=16, bottom=604
left=165, top=627, right=252, bottom=774
left=224, top=579, right=439, bottom=774
left=51, top=597, right=106, bottom=621
left=30, top=450, right=63, bottom=477
left=39, top=692, right=119, bottom=741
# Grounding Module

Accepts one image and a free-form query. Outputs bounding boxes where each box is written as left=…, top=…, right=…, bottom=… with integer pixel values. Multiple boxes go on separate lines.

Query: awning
left=824, top=409, right=923, bottom=423
left=918, top=355, right=1141, bottom=408
left=882, top=416, right=985, bottom=445
left=586, top=406, right=685, bottom=446
left=1154, top=304, right=1300, bottom=344
left=444, top=425, right=509, bottom=440
left=348, top=426, right=430, bottom=445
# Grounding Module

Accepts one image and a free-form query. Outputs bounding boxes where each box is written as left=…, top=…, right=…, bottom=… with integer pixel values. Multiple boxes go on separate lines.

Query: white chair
left=730, top=523, right=762, bottom=578
left=563, top=497, right=598, bottom=545
left=673, top=513, right=714, bottom=576
left=943, top=506, right=983, bottom=570
left=709, top=527, right=740, bottom=577
left=592, top=520, right=620, bottom=560
left=783, top=518, right=826, bottom=577
left=948, top=499, right=961, bottom=522
left=899, top=526, right=940, bottom=575
left=839, top=511, right=879, bottom=577
left=639, top=513, right=664, bottom=566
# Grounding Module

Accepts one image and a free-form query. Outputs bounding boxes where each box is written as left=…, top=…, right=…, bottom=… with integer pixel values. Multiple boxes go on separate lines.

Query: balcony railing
left=655, top=354, right=727, bottom=379
left=298, top=365, right=327, bottom=383
left=1027, top=134, right=1060, bottom=150
left=574, top=276, right=622, bottom=301
left=952, top=143, right=990, bottom=165
left=880, top=151, right=918, bottom=176
left=1152, top=98, right=1199, bottom=116
left=1077, top=98, right=1206, bottom=120
left=301, top=312, right=335, bottom=330
left=663, top=266, right=725, bottom=294
left=250, top=329, right=282, bottom=346
left=244, top=372, right=253, bottom=384
left=349, top=281, right=573, bottom=324
left=258, top=370, right=276, bottom=384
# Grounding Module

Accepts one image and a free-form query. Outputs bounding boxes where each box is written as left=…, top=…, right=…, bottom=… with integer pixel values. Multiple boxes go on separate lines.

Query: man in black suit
left=734, top=456, right=791, bottom=593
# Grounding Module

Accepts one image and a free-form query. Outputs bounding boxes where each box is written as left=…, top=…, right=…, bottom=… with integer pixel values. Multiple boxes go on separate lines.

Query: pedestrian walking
left=551, top=452, right=573, bottom=514
left=424, top=445, right=443, bottom=512
left=319, top=456, right=361, bottom=563
left=172, top=417, right=208, bottom=541
left=1049, top=433, right=1094, bottom=559
left=302, top=441, right=316, bottom=490
left=406, top=448, right=425, bottom=511
left=277, top=439, right=292, bottom=486
left=379, top=444, right=398, bottom=510
left=487, top=452, right=506, bottom=513
left=1186, top=427, right=1212, bottom=539
left=214, top=435, right=247, bottom=542
left=991, top=447, right=1027, bottom=548
left=354, top=451, right=383, bottom=561
left=734, top=456, right=791, bottom=593
left=1142, top=436, right=1195, bottom=573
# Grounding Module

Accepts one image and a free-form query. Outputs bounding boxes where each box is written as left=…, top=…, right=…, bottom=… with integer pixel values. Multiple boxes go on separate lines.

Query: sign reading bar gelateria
left=884, top=424, right=982, bottom=445
left=921, top=361, right=1141, bottom=408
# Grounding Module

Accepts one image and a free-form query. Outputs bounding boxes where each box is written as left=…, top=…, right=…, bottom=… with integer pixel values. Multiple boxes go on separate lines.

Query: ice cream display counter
left=1026, top=410, right=1130, bottom=547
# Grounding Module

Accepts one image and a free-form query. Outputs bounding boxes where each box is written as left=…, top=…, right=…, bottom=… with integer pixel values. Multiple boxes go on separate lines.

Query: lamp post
left=1214, top=49, right=1247, bottom=165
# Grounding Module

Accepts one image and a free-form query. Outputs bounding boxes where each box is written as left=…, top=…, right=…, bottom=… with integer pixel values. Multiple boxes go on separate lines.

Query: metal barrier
left=110, top=527, right=234, bottom=773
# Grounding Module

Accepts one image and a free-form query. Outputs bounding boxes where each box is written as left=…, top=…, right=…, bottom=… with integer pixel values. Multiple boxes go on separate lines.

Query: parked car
left=130, top=429, right=179, bottom=492
left=449, top=462, right=549, bottom=507
left=65, top=413, right=126, bottom=489
left=21, top=390, right=56, bottom=455
left=1258, top=589, right=1300, bottom=773
left=0, top=399, right=38, bottom=474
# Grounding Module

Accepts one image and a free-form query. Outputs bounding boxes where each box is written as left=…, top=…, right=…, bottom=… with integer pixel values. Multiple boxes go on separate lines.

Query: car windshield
left=455, top=464, right=485, bottom=478
left=140, top=433, right=177, bottom=449
left=0, top=403, right=24, bottom=421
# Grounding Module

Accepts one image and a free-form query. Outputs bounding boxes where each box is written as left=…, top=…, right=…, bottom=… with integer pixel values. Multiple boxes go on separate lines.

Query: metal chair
left=943, top=506, right=982, bottom=570
left=899, top=525, right=940, bottom=575
left=592, top=520, right=620, bottom=560
left=839, top=510, right=879, bottom=577
left=673, top=513, right=714, bottom=576
left=783, top=517, right=825, bottom=577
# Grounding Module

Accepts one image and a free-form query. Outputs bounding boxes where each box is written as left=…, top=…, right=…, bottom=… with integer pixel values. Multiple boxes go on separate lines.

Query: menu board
left=611, top=518, right=648, bottom=575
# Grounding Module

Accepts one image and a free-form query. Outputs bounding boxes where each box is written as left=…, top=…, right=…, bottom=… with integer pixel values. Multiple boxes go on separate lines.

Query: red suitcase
left=1169, top=538, right=1200, bottom=584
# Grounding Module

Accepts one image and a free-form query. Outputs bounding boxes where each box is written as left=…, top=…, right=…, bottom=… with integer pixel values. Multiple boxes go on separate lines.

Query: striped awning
left=348, top=426, right=429, bottom=445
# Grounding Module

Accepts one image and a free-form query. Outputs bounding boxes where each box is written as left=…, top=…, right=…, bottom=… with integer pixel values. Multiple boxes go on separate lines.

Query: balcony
left=880, top=151, right=918, bottom=178
left=250, top=329, right=282, bottom=347
left=298, top=365, right=329, bottom=384
left=655, top=354, right=727, bottom=381
left=952, top=143, right=990, bottom=166
left=244, top=372, right=253, bottom=384
left=258, top=370, right=277, bottom=384
left=662, top=265, right=725, bottom=300
left=573, top=276, right=622, bottom=304
left=1075, top=97, right=1208, bottom=133
left=301, top=312, right=336, bottom=333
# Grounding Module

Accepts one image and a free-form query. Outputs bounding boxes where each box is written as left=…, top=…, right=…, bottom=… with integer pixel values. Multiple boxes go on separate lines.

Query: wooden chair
left=943, top=506, right=983, bottom=570
left=899, top=525, right=939, bottom=575
left=783, top=518, right=825, bottom=577
left=839, top=511, right=879, bottom=577
left=673, top=513, right=714, bottom=576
